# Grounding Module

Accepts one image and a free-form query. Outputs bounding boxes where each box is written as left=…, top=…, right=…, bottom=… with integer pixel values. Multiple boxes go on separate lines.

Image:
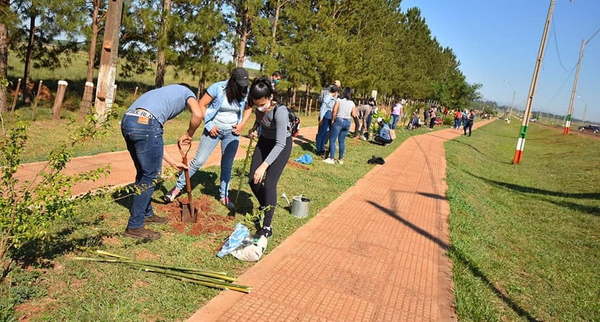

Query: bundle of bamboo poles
left=74, top=250, right=250, bottom=293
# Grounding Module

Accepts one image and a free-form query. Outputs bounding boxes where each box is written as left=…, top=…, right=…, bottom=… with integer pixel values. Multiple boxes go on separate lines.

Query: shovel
left=178, top=141, right=198, bottom=223
left=234, top=135, right=255, bottom=210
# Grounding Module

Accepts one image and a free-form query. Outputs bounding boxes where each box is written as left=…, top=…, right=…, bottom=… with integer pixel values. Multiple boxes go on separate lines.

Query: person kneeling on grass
left=247, top=77, right=293, bottom=238
left=374, top=118, right=394, bottom=146
left=121, top=84, right=203, bottom=240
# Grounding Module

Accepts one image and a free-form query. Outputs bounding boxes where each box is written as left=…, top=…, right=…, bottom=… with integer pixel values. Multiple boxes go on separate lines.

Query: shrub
left=0, top=111, right=115, bottom=282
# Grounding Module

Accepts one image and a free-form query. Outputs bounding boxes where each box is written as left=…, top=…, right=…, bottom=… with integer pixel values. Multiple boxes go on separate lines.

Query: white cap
left=85, top=82, right=94, bottom=87
left=58, top=80, right=68, bottom=86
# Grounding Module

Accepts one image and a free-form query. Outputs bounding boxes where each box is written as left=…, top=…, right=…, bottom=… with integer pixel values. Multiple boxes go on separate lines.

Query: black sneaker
left=256, top=226, right=273, bottom=238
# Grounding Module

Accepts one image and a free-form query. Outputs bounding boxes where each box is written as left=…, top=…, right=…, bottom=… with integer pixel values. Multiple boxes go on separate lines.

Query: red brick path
left=189, top=120, right=494, bottom=322
left=14, top=127, right=319, bottom=195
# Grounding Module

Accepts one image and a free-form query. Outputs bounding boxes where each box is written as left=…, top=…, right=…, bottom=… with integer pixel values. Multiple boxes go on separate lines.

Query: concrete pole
left=94, top=0, right=123, bottom=122
left=507, top=90, right=515, bottom=124
left=563, top=39, right=585, bottom=135
left=52, top=80, right=68, bottom=120
left=512, top=0, right=555, bottom=164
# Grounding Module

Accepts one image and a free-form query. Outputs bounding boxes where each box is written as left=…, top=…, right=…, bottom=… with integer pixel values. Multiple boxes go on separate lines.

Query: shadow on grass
left=540, top=198, right=600, bottom=216
left=12, top=216, right=110, bottom=268
left=293, top=135, right=316, bottom=153
left=468, top=172, right=600, bottom=200
left=447, top=139, right=513, bottom=165
left=367, top=200, right=540, bottom=322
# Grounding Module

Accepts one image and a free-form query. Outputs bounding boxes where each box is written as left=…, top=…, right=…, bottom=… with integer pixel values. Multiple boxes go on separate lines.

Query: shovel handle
left=178, top=140, right=194, bottom=215
left=177, top=140, right=192, bottom=160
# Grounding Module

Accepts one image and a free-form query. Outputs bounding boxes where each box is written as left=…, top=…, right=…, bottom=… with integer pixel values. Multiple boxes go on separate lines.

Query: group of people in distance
left=121, top=68, right=291, bottom=240
left=452, top=109, right=477, bottom=136
left=316, top=84, right=408, bottom=164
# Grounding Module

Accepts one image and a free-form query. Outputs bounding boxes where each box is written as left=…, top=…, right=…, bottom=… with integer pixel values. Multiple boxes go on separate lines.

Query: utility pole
left=94, top=0, right=123, bottom=122
left=512, top=0, right=555, bottom=164
left=563, top=40, right=585, bottom=135
left=507, top=90, right=515, bottom=123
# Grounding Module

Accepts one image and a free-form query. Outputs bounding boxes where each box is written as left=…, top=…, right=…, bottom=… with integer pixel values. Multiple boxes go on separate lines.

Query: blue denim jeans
left=121, top=114, right=164, bottom=229
left=315, top=110, right=332, bottom=154
left=329, top=118, right=351, bottom=160
left=391, top=114, right=399, bottom=129
left=175, top=129, right=239, bottom=199
left=454, top=118, right=461, bottom=128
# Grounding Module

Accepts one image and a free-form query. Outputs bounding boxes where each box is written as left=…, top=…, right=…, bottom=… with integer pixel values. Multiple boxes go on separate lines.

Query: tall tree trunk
left=236, top=29, right=248, bottom=67
left=80, top=0, right=101, bottom=113
left=85, top=0, right=100, bottom=83
left=235, top=5, right=249, bottom=68
left=22, top=14, right=36, bottom=104
left=197, top=70, right=206, bottom=97
left=0, top=21, right=8, bottom=112
left=269, top=0, right=280, bottom=57
left=155, top=0, right=171, bottom=88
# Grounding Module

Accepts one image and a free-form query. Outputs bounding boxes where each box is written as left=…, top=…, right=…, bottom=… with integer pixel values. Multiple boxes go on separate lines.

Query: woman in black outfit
left=248, top=77, right=292, bottom=238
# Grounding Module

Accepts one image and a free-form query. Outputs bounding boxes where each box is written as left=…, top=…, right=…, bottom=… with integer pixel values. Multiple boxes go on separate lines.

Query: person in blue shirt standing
left=165, top=68, right=253, bottom=209
left=315, top=85, right=339, bottom=157
left=121, top=84, right=202, bottom=240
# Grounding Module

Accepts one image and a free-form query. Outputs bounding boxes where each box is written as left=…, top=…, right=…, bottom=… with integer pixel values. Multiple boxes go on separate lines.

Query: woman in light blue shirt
left=165, top=68, right=253, bottom=208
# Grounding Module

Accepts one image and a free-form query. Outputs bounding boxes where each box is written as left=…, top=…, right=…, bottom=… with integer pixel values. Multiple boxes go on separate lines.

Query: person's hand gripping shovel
left=177, top=140, right=198, bottom=223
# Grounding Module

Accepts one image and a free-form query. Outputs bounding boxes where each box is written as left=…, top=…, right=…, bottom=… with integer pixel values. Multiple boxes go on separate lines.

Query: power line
left=551, top=19, right=569, bottom=73
left=584, top=24, right=600, bottom=45
left=543, top=63, right=576, bottom=107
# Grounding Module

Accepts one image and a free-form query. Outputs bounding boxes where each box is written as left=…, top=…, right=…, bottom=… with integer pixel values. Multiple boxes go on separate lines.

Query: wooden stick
left=10, top=78, right=21, bottom=112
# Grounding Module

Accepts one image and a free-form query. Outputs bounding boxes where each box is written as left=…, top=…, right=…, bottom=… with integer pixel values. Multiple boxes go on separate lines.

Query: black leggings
left=464, top=121, right=473, bottom=136
left=249, top=136, right=292, bottom=227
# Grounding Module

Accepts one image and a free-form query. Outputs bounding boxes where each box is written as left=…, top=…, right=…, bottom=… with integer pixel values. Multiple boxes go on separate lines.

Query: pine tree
left=10, top=0, right=85, bottom=104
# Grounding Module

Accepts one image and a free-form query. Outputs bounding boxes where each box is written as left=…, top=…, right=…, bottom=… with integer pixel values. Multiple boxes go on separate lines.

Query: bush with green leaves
left=0, top=111, right=115, bottom=282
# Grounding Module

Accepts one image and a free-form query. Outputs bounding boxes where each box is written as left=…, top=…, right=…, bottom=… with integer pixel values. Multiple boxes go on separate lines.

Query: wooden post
left=52, top=80, right=68, bottom=120
left=309, top=97, right=313, bottom=116
left=31, top=80, right=43, bottom=120
left=80, top=81, right=94, bottom=115
left=10, top=78, right=21, bottom=112
left=133, top=86, right=139, bottom=98
left=304, top=85, right=310, bottom=116
left=95, top=0, right=124, bottom=122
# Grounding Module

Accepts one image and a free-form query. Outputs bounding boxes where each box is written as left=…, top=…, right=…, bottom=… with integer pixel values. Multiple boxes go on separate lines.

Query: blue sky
left=401, top=0, right=600, bottom=123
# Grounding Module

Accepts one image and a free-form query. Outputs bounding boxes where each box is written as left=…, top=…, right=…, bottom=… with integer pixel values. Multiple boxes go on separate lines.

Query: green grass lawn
left=445, top=120, right=600, bottom=321
left=4, top=125, right=432, bottom=321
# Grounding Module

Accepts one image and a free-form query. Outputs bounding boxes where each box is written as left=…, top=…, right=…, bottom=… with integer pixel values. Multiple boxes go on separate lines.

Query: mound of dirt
left=156, top=195, right=233, bottom=236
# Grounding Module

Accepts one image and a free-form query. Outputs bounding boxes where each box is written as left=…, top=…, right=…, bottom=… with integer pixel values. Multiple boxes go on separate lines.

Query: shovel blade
left=179, top=201, right=198, bottom=223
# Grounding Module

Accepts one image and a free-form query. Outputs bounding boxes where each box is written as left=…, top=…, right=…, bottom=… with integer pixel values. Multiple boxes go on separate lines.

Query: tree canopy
left=3, top=0, right=481, bottom=109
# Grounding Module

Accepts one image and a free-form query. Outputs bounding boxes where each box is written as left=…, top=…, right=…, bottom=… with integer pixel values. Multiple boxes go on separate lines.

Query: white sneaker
left=337, top=160, right=344, bottom=165
left=323, top=158, right=335, bottom=164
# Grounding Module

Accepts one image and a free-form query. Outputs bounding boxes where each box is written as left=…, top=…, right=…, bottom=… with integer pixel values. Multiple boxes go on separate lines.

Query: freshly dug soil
left=156, top=195, right=233, bottom=236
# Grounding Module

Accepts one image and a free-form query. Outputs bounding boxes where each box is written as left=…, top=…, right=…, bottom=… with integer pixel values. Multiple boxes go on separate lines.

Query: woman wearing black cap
left=247, top=77, right=292, bottom=238
left=165, top=68, right=253, bottom=208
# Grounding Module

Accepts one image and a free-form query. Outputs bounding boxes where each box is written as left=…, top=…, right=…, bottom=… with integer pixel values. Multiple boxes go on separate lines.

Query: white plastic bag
left=231, top=236, right=268, bottom=262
